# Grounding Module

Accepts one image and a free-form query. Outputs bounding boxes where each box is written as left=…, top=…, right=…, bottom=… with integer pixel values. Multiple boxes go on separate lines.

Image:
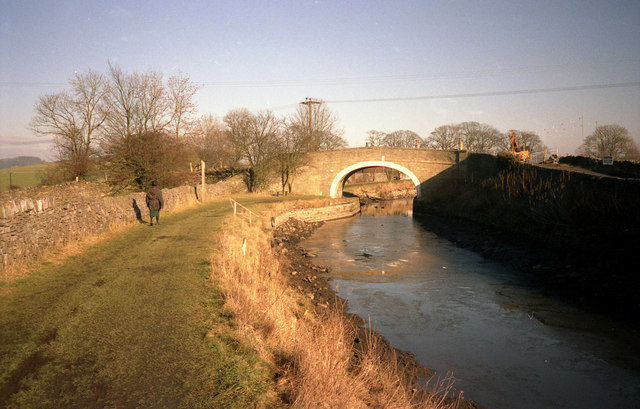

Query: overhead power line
left=322, top=82, right=640, bottom=105
left=269, top=82, right=640, bottom=111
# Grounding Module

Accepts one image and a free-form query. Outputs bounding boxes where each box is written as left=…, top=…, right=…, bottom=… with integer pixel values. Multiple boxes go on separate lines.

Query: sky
left=1, top=0, right=639, bottom=160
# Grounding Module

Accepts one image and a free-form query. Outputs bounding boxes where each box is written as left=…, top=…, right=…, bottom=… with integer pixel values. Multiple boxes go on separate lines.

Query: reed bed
left=211, top=218, right=462, bottom=408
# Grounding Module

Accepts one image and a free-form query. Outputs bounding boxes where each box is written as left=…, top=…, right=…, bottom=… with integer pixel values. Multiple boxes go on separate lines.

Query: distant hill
left=0, top=156, right=46, bottom=169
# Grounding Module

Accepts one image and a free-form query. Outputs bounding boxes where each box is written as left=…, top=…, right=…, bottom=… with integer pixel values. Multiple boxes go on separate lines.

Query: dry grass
left=211, top=217, right=462, bottom=408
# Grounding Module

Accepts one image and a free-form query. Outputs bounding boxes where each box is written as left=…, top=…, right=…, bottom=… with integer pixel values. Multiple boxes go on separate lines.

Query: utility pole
left=579, top=115, right=584, bottom=141
left=300, top=97, right=321, bottom=140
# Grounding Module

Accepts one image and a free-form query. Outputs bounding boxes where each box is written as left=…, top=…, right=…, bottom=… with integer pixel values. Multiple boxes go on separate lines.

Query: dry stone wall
left=0, top=177, right=246, bottom=272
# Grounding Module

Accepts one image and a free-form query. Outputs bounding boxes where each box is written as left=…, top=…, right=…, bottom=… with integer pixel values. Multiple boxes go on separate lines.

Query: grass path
left=0, top=198, right=283, bottom=408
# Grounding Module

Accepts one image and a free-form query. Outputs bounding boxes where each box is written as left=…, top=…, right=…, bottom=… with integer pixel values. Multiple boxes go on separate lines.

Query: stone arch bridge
left=290, top=147, right=469, bottom=198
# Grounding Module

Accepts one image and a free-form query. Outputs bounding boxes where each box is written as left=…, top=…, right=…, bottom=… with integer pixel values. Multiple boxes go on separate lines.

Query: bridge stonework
left=290, top=147, right=469, bottom=198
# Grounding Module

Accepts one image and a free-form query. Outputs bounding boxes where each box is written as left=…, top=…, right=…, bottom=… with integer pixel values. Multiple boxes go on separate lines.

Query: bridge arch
left=329, top=160, right=421, bottom=198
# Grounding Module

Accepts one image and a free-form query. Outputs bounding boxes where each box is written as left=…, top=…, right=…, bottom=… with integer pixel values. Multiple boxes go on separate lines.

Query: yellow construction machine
left=509, top=130, right=530, bottom=162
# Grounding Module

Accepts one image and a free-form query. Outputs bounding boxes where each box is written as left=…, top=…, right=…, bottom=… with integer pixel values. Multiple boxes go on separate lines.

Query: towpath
left=0, top=197, right=281, bottom=408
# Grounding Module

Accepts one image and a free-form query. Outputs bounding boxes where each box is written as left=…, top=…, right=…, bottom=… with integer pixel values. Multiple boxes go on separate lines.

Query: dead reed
left=211, top=217, right=462, bottom=408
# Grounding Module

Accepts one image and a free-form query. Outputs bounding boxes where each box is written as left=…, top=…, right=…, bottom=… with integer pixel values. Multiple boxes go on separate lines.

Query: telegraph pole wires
left=300, top=97, right=321, bottom=140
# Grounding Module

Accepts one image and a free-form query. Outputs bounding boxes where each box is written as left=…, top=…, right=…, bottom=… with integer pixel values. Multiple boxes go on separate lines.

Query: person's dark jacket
left=146, top=186, right=164, bottom=211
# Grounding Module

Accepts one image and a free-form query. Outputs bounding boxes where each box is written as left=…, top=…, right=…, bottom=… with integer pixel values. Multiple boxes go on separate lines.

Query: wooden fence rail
left=229, top=198, right=256, bottom=225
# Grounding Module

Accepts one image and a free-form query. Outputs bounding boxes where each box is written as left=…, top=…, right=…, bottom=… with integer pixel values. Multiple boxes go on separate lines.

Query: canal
left=301, top=199, right=640, bottom=409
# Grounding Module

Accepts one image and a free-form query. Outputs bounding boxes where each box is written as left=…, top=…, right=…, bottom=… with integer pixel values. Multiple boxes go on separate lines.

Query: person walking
left=146, top=181, right=164, bottom=226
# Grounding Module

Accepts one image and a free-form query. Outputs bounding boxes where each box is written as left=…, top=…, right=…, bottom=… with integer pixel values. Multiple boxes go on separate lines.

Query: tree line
left=367, top=124, right=546, bottom=154
left=30, top=64, right=346, bottom=192
left=31, top=64, right=639, bottom=192
left=367, top=123, right=639, bottom=161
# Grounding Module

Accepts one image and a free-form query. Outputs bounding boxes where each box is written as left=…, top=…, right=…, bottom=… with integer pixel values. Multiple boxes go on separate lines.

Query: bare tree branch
left=30, top=70, right=109, bottom=177
left=168, top=73, right=201, bottom=140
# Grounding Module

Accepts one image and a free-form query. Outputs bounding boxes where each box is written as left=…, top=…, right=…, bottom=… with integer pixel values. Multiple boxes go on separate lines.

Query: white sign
left=603, top=156, right=613, bottom=165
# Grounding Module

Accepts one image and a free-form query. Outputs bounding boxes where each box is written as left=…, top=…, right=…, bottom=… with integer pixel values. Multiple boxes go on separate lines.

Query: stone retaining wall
left=0, top=177, right=246, bottom=273
left=272, top=198, right=360, bottom=227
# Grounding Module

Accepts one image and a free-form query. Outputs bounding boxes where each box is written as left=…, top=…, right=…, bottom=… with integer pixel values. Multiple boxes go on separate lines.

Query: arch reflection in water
left=359, top=198, right=414, bottom=217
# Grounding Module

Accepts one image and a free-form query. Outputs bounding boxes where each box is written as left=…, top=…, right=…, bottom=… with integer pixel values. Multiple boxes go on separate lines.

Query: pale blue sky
left=1, top=0, right=639, bottom=159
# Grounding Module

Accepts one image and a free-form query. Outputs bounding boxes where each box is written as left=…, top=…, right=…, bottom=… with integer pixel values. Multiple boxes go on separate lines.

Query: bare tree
left=30, top=69, right=109, bottom=177
left=277, top=119, right=309, bottom=193
left=578, top=124, right=640, bottom=160
left=265, top=101, right=345, bottom=192
left=190, top=114, right=237, bottom=168
left=365, top=130, right=386, bottom=146
left=167, top=72, right=201, bottom=140
left=366, top=129, right=424, bottom=148
left=224, top=108, right=282, bottom=191
left=224, top=108, right=254, bottom=160
left=137, top=69, right=168, bottom=134
left=290, top=101, right=347, bottom=151
left=459, top=121, right=503, bottom=153
left=100, top=64, right=205, bottom=189
left=507, top=130, right=545, bottom=153
left=384, top=130, right=423, bottom=148
left=427, top=124, right=462, bottom=150
left=104, top=63, right=170, bottom=140
left=105, top=63, right=135, bottom=139
left=31, top=63, right=203, bottom=188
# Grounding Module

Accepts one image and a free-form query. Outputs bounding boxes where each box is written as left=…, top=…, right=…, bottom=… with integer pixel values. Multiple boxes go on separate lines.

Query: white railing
left=229, top=198, right=256, bottom=225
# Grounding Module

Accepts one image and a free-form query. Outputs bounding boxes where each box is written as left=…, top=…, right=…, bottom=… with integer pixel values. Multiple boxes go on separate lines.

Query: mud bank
left=271, top=218, right=484, bottom=409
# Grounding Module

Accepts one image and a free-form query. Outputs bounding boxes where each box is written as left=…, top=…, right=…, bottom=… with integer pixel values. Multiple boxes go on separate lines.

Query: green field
left=0, top=163, right=53, bottom=191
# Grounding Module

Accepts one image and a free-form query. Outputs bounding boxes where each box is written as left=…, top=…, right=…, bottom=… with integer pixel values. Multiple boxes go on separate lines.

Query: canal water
left=301, top=199, right=640, bottom=409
